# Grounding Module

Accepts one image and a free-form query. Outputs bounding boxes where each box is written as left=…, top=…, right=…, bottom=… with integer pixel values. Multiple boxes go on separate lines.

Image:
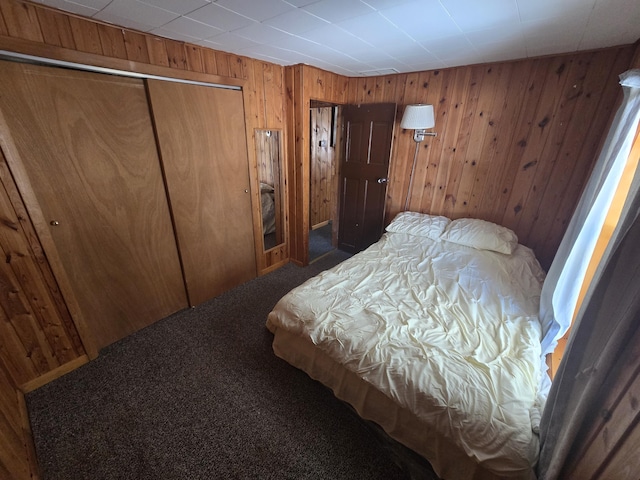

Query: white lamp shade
left=401, top=104, right=435, bottom=130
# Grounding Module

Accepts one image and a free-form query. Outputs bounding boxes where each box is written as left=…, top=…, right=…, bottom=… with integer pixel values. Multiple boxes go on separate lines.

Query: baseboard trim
left=19, top=355, right=90, bottom=394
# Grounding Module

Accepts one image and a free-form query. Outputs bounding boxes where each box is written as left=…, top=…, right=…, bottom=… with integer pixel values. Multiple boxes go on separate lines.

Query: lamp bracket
left=413, top=130, right=438, bottom=142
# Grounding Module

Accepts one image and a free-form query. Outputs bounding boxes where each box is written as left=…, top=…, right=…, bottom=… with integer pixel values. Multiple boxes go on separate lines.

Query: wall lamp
left=402, top=104, right=437, bottom=210
left=401, top=104, right=436, bottom=142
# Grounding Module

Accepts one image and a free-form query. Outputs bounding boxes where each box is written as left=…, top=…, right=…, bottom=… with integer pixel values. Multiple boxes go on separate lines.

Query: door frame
left=309, top=102, right=343, bottom=255
left=287, top=88, right=396, bottom=266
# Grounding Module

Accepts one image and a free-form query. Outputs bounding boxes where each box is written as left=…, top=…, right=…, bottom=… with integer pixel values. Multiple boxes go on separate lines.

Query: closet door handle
left=50, top=220, right=60, bottom=226
left=377, top=177, right=388, bottom=184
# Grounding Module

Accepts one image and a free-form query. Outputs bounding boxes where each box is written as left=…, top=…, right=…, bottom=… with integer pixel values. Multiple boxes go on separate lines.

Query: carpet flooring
left=26, top=251, right=436, bottom=480
left=309, top=222, right=334, bottom=261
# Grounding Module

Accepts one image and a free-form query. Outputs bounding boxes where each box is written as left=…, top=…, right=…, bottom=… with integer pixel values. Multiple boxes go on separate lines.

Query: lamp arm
left=413, top=129, right=438, bottom=142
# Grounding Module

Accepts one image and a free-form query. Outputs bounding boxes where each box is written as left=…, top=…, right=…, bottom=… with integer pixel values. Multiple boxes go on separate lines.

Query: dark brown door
left=338, top=103, right=396, bottom=253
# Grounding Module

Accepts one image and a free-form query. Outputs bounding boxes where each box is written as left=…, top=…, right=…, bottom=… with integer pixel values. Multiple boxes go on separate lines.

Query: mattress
left=267, top=230, right=546, bottom=480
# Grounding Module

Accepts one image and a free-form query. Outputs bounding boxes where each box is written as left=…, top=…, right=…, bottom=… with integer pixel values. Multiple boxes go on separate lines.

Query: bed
left=266, top=212, right=547, bottom=480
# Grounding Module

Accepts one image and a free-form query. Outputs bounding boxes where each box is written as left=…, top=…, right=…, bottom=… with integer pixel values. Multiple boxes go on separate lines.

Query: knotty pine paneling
left=0, top=1, right=288, bottom=472
left=0, top=0, right=288, bottom=276
left=0, top=145, right=78, bottom=479
left=290, top=46, right=636, bottom=269
left=0, top=4, right=289, bottom=468
left=0, top=366, right=35, bottom=480
left=389, top=51, right=632, bottom=270
left=286, top=65, right=349, bottom=264
left=0, top=147, right=86, bottom=386
left=310, top=107, right=337, bottom=228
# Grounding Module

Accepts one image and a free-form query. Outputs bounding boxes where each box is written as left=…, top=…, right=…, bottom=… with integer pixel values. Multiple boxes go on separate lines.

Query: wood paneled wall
left=0, top=0, right=638, bottom=476
left=0, top=0, right=289, bottom=276
left=0, top=0, right=290, bottom=476
left=286, top=65, right=350, bottom=264
left=0, top=147, right=88, bottom=385
left=0, top=0, right=291, bottom=377
left=0, top=366, right=35, bottom=480
left=384, top=50, right=634, bottom=270
left=289, top=47, right=637, bottom=269
left=310, top=107, right=337, bottom=228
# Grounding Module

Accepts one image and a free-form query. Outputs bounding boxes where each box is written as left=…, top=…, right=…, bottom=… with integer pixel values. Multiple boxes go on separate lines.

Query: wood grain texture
left=0, top=1, right=287, bottom=476
left=310, top=107, right=337, bottom=228
left=0, top=61, right=188, bottom=350
left=0, top=0, right=288, bottom=392
left=97, top=23, right=127, bottom=60
left=0, top=148, right=86, bottom=383
left=35, top=7, right=74, bottom=49
left=0, top=1, right=637, bottom=478
left=292, top=46, right=635, bottom=269
left=147, top=80, right=257, bottom=306
left=122, top=30, right=149, bottom=64
left=0, top=0, right=285, bottom=277
left=68, top=14, right=101, bottom=55
left=380, top=53, right=631, bottom=267
left=0, top=0, right=42, bottom=42
left=0, top=361, right=36, bottom=480
left=286, top=65, right=352, bottom=265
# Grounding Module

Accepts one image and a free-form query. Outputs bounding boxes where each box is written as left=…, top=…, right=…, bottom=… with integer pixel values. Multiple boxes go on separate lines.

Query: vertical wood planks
left=337, top=49, right=634, bottom=269
left=68, top=15, right=102, bottom=54
left=0, top=0, right=290, bottom=277
left=0, top=0, right=42, bottom=42
left=35, top=7, right=74, bottom=48
left=309, top=107, right=336, bottom=227
left=97, top=24, right=127, bottom=59
left=122, top=30, right=150, bottom=64
left=0, top=367, right=32, bottom=480
left=0, top=147, right=86, bottom=385
left=145, top=35, right=170, bottom=66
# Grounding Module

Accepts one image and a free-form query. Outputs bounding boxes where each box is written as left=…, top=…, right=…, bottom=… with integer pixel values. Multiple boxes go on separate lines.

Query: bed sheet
left=267, top=232, right=546, bottom=478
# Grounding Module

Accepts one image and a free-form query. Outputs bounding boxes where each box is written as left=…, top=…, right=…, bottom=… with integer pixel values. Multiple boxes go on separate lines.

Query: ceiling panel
left=263, top=9, right=329, bottom=35
left=32, top=0, right=640, bottom=76
left=139, top=0, right=209, bottom=15
left=185, top=3, right=255, bottom=31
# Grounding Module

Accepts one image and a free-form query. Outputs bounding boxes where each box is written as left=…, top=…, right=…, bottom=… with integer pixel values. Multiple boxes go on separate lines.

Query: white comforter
left=268, top=232, right=546, bottom=476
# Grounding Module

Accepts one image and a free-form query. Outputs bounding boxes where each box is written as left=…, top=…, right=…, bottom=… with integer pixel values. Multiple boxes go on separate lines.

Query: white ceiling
left=33, top=0, right=640, bottom=76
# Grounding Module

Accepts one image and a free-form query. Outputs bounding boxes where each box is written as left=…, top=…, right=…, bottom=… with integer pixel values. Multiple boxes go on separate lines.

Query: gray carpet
left=309, top=222, right=334, bottom=261
left=26, top=251, right=436, bottom=480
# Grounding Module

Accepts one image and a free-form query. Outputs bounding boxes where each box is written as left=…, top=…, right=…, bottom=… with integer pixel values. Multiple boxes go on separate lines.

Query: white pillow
left=441, top=217, right=518, bottom=254
left=385, top=211, right=451, bottom=240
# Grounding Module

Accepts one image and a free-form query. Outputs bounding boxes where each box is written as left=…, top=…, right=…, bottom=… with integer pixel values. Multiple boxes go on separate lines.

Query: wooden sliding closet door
left=146, top=80, right=256, bottom=306
left=0, top=61, right=188, bottom=351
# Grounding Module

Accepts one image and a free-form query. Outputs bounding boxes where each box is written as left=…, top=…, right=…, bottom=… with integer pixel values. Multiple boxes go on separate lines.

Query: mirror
left=255, top=129, right=284, bottom=250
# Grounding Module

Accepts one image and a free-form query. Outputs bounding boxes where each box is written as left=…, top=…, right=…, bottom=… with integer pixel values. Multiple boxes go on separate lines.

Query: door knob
left=50, top=220, right=59, bottom=226
left=377, top=178, right=388, bottom=184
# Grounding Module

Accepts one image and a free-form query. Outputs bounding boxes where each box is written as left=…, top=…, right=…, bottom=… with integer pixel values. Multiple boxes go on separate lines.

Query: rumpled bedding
left=267, top=232, right=546, bottom=476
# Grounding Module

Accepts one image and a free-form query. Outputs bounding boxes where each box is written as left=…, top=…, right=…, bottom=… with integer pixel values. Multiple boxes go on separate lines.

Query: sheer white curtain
left=538, top=69, right=640, bottom=390
left=537, top=69, right=640, bottom=478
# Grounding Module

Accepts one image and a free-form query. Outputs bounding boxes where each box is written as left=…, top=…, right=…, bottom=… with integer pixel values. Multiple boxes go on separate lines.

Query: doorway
left=304, top=100, right=397, bottom=263
left=309, top=101, right=340, bottom=261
